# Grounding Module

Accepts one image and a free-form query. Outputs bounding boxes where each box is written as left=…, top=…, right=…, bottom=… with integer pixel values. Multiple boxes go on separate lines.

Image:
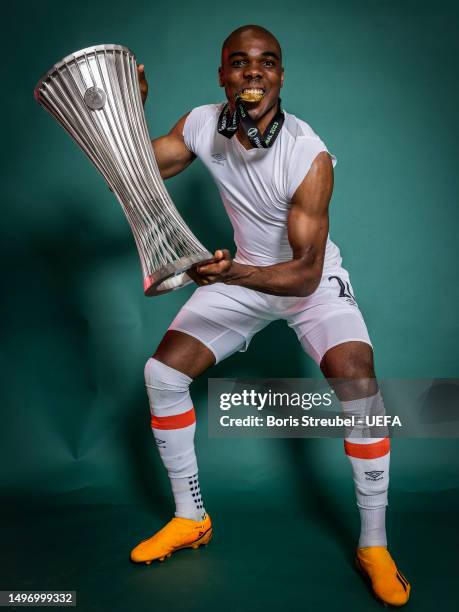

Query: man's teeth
left=239, top=88, right=265, bottom=102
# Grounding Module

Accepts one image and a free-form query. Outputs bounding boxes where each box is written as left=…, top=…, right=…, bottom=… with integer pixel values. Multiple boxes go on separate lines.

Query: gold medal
left=238, top=89, right=264, bottom=103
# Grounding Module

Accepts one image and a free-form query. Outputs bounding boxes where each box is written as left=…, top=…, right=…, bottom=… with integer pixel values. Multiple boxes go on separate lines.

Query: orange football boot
left=356, top=546, right=411, bottom=607
left=130, top=514, right=212, bottom=565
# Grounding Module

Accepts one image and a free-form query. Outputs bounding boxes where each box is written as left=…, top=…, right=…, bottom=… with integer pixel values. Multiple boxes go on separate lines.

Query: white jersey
left=183, top=103, right=342, bottom=270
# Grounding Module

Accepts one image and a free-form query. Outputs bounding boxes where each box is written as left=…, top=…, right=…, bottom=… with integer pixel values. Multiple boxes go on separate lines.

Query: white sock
left=341, top=391, right=390, bottom=548
left=171, top=474, right=206, bottom=521
left=358, top=506, right=387, bottom=548
left=145, top=358, right=206, bottom=521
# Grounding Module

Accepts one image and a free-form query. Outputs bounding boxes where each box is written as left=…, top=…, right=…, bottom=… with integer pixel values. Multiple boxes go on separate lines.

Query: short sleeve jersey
left=183, top=103, right=341, bottom=269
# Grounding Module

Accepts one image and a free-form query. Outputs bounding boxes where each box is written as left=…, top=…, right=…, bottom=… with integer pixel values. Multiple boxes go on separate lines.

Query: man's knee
left=144, top=357, right=193, bottom=415
left=321, top=341, right=374, bottom=377
left=321, top=342, right=376, bottom=400
left=337, top=354, right=375, bottom=381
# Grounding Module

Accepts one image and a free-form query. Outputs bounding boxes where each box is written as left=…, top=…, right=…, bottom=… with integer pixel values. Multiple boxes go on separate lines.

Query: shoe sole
left=144, top=527, right=213, bottom=565
left=355, top=557, right=410, bottom=608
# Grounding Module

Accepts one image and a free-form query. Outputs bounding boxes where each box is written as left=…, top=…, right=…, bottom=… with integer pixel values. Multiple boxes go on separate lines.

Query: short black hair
left=221, top=25, right=282, bottom=63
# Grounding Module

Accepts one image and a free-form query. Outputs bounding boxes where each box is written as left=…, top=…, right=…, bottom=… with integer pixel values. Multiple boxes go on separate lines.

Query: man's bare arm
left=152, top=114, right=196, bottom=179
left=137, top=64, right=195, bottom=179
left=191, top=151, right=334, bottom=297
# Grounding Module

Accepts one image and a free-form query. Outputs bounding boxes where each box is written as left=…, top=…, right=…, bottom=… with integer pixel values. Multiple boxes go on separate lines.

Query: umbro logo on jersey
left=365, top=470, right=384, bottom=481
left=211, top=152, right=226, bottom=165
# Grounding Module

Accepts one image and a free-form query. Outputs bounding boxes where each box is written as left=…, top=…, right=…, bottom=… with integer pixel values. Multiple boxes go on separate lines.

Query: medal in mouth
left=237, top=88, right=265, bottom=103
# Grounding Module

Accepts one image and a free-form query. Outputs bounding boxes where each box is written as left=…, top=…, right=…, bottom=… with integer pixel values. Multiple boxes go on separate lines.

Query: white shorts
left=168, top=265, right=372, bottom=365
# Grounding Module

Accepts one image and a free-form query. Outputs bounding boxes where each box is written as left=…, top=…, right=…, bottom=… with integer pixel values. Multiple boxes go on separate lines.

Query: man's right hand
left=137, top=64, right=148, bottom=105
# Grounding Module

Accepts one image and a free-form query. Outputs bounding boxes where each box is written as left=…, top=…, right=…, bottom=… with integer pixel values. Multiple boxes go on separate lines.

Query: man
left=130, top=25, right=410, bottom=607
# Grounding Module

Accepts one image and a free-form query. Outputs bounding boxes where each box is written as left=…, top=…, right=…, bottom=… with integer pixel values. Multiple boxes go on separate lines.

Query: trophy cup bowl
left=34, top=44, right=212, bottom=296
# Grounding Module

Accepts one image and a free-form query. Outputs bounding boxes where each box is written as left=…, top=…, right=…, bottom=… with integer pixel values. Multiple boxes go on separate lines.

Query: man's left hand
left=189, top=249, right=234, bottom=286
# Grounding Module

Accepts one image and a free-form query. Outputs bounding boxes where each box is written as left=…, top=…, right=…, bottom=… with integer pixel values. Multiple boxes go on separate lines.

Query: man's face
left=218, top=30, right=284, bottom=120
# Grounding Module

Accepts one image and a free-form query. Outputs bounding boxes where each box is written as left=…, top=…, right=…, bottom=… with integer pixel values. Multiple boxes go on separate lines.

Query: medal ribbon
left=217, top=98, right=284, bottom=148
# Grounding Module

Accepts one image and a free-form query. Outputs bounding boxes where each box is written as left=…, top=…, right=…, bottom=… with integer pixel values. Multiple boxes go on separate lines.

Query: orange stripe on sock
left=151, top=407, right=196, bottom=430
left=344, top=437, right=390, bottom=459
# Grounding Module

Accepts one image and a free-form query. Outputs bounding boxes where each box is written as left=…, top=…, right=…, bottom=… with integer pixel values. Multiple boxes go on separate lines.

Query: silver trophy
left=34, top=44, right=212, bottom=296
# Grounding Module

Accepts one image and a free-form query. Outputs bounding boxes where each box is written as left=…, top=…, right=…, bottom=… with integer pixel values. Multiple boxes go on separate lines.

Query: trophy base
left=144, top=251, right=214, bottom=297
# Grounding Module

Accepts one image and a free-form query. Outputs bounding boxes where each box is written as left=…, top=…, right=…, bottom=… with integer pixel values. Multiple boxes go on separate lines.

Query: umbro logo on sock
left=365, top=470, right=384, bottom=481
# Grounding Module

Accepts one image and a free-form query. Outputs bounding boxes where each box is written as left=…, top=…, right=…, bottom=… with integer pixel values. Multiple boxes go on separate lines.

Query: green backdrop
left=1, top=1, right=458, bottom=610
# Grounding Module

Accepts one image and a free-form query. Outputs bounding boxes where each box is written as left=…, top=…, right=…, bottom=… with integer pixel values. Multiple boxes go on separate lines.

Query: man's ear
left=280, top=67, right=285, bottom=89
left=218, top=66, right=224, bottom=87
